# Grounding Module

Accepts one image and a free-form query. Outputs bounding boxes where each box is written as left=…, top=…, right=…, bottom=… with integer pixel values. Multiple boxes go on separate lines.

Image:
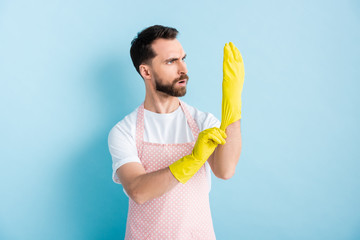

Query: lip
left=177, top=80, right=187, bottom=86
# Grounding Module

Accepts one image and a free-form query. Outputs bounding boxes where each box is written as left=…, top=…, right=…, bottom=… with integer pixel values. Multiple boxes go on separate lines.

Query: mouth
left=177, top=79, right=187, bottom=86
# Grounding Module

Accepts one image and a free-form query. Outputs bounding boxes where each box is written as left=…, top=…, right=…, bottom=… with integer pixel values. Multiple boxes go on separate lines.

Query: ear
left=139, top=64, right=151, bottom=81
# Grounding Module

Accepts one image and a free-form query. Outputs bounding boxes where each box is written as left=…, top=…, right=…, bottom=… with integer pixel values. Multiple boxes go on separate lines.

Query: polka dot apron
left=124, top=100, right=216, bottom=239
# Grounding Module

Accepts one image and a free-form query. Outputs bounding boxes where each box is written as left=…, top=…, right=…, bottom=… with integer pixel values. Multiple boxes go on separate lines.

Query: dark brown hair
left=130, top=25, right=179, bottom=76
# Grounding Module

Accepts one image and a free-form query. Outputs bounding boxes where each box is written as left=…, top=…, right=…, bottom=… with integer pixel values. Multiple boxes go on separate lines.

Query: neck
left=144, top=88, right=180, bottom=114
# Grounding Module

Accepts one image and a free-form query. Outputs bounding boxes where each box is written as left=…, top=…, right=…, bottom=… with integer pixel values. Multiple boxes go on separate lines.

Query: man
left=108, top=25, right=244, bottom=239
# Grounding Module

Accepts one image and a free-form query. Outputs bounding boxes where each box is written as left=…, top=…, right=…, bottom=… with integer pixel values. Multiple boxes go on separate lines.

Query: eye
left=167, top=60, right=174, bottom=64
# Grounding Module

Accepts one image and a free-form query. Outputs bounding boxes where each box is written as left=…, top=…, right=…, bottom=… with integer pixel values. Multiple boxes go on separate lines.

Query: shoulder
left=181, top=101, right=220, bottom=131
left=107, top=106, right=142, bottom=185
left=108, top=106, right=139, bottom=144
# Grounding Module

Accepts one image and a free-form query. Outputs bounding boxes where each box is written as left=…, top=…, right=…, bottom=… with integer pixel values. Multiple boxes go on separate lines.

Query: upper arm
left=108, top=116, right=141, bottom=185
left=207, top=147, right=218, bottom=177
left=208, top=120, right=242, bottom=179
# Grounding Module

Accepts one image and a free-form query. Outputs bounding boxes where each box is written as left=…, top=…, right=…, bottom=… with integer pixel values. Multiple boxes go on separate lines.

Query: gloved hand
left=220, top=42, right=245, bottom=131
left=169, top=127, right=227, bottom=184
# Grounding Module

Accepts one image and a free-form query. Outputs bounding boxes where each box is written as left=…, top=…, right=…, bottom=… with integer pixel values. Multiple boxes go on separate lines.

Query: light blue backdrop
left=1, top=0, right=359, bottom=239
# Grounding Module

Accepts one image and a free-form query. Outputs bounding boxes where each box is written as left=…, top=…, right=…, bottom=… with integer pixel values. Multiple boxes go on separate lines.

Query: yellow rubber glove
left=220, top=42, right=245, bottom=131
left=169, top=127, right=227, bottom=184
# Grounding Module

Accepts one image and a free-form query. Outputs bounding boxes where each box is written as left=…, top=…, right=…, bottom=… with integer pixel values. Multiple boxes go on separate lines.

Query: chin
left=178, top=86, right=187, bottom=95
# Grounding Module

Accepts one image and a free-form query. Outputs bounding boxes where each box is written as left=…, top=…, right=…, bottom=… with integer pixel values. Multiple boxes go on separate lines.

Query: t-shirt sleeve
left=200, top=112, right=220, bottom=131
left=193, top=108, right=220, bottom=132
left=108, top=115, right=141, bottom=184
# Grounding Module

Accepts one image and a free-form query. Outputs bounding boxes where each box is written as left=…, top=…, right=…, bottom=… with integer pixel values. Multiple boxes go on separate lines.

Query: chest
left=143, top=111, right=195, bottom=143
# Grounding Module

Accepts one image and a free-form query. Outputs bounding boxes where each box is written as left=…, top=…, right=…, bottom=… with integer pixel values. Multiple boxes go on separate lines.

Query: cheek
left=158, top=65, right=177, bottom=78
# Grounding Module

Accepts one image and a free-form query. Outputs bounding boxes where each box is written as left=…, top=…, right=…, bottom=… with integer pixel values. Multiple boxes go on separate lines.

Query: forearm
left=211, top=120, right=242, bottom=179
left=127, top=167, right=179, bottom=204
left=120, top=127, right=227, bottom=203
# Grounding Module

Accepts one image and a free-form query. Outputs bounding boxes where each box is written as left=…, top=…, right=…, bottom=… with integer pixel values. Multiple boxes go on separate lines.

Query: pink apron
left=125, top=100, right=216, bottom=240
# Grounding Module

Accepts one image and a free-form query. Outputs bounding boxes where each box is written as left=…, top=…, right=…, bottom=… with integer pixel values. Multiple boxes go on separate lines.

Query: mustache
left=173, top=74, right=189, bottom=84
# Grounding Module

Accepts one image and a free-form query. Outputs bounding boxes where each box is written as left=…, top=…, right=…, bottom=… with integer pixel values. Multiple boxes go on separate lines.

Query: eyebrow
left=164, top=54, right=187, bottom=63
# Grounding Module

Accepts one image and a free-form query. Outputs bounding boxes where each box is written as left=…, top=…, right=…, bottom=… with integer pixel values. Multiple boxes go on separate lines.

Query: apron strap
left=179, top=100, right=200, bottom=140
left=135, top=100, right=201, bottom=158
left=135, top=103, right=145, bottom=159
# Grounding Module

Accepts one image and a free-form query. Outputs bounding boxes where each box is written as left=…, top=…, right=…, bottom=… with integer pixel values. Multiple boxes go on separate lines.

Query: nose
left=178, top=61, right=188, bottom=75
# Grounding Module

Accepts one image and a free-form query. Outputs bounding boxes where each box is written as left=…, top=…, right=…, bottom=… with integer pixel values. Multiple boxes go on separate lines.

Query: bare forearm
left=212, top=120, right=242, bottom=179
left=128, top=167, right=179, bottom=204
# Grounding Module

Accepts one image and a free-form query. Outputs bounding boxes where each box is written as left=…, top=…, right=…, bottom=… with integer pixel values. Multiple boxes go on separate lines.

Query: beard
left=154, top=73, right=189, bottom=97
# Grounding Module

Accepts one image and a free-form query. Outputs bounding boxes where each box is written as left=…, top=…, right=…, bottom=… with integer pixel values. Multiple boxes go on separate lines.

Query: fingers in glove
left=230, top=42, right=244, bottom=64
left=207, top=131, right=226, bottom=145
left=206, top=133, right=224, bottom=145
left=225, top=42, right=235, bottom=62
left=216, top=128, right=227, bottom=139
left=223, top=43, right=230, bottom=61
left=206, top=127, right=227, bottom=139
left=229, top=42, right=240, bottom=61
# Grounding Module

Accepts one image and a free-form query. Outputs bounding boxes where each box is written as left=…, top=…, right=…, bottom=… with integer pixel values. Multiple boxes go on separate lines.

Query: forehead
left=151, top=38, right=185, bottom=59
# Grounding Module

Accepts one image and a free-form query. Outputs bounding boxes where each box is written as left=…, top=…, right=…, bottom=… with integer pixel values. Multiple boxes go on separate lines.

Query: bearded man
left=108, top=24, right=244, bottom=239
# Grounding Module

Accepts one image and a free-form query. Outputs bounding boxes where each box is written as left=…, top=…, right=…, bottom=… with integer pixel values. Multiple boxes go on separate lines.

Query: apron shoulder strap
left=135, top=103, right=145, bottom=158
left=179, top=100, right=200, bottom=140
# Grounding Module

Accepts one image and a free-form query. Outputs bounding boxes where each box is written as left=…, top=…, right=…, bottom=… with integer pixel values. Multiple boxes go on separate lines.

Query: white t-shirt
left=108, top=101, right=220, bottom=192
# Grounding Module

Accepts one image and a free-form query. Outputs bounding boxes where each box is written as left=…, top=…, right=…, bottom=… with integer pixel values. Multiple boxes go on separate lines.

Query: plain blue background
left=1, top=0, right=360, bottom=239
